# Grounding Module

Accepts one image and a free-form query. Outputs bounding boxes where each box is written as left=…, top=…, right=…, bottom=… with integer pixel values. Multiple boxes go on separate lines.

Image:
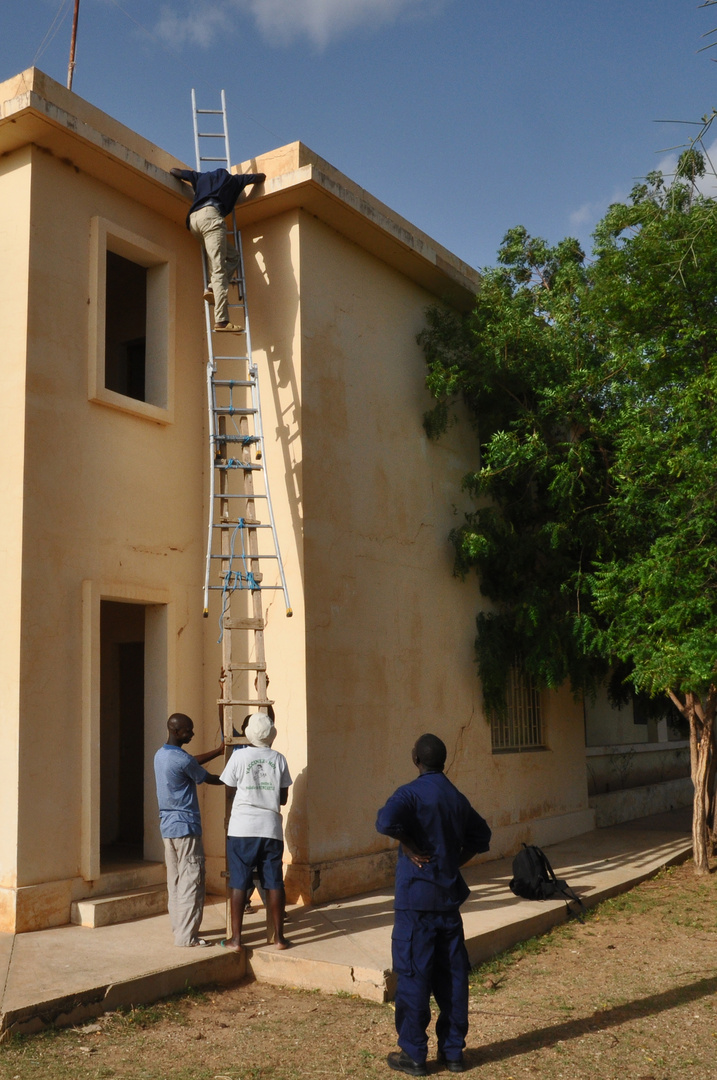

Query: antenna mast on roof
left=67, top=0, right=80, bottom=91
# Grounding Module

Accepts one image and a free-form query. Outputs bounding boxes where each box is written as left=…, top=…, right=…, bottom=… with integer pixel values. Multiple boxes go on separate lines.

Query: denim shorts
left=227, top=836, right=285, bottom=891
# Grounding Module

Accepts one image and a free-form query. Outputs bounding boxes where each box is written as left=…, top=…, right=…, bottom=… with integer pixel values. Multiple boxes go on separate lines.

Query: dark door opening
left=100, top=601, right=145, bottom=868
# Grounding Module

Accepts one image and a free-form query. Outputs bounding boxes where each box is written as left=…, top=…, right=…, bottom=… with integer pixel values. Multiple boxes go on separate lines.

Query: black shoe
left=387, top=1051, right=428, bottom=1077
left=437, top=1051, right=465, bottom=1073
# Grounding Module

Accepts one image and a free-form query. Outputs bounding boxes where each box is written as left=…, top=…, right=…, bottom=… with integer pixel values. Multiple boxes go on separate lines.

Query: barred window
left=491, top=666, right=544, bottom=752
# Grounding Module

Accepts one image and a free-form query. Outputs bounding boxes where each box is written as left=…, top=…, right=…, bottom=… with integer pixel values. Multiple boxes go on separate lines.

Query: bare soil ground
left=1, top=858, right=716, bottom=1080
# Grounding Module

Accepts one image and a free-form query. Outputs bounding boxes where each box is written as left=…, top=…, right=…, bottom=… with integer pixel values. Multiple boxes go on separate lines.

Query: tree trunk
left=669, top=688, right=715, bottom=875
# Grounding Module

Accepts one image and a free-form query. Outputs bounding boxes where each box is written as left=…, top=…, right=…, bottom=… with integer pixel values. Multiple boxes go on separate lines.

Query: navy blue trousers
left=391, top=908, right=469, bottom=1064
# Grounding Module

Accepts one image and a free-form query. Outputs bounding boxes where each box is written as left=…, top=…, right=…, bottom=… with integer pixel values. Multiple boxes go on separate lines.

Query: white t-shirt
left=220, top=746, right=292, bottom=840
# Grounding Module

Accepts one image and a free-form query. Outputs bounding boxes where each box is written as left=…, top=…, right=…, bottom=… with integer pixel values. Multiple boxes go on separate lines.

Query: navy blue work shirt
left=376, top=771, right=491, bottom=911
left=173, top=168, right=265, bottom=228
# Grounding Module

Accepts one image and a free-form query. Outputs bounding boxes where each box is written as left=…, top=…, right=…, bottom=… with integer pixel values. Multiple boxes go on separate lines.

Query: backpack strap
left=556, top=882, right=586, bottom=922
left=533, top=845, right=559, bottom=885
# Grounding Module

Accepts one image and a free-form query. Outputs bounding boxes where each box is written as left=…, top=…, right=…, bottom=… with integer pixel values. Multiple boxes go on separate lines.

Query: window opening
left=104, top=251, right=147, bottom=401
left=491, top=665, right=544, bottom=752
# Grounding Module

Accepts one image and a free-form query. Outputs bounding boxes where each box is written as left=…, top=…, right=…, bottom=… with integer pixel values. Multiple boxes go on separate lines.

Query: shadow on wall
left=247, top=222, right=305, bottom=593
left=587, top=745, right=691, bottom=796
left=284, top=766, right=309, bottom=904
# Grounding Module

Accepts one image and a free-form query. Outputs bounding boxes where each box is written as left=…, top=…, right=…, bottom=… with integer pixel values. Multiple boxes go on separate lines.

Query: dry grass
left=1, top=858, right=716, bottom=1080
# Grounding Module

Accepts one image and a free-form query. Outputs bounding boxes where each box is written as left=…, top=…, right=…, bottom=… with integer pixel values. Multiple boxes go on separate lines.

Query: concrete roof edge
left=0, top=71, right=480, bottom=307
left=0, top=68, right=177, bottom=174
left=238, top=141, right=481, bottom=309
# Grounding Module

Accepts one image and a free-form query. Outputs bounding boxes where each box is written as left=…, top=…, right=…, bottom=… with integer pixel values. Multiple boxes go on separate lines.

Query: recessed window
left=89, top=218, right=175, bottom=423
left=491, top=665, right=544, bottom=753
left=105, top=252, right=147, bottom=401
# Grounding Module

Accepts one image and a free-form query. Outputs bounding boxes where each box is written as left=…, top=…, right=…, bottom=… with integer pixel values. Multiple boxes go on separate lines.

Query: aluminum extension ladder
left=191, top=90, right=292, bottom=750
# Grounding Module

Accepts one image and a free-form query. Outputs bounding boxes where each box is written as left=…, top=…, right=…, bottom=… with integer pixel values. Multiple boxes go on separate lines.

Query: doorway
left=100, top=600, right=145, bottom=868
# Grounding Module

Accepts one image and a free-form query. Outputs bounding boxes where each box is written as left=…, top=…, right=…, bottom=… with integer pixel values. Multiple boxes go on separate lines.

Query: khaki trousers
left=163, top=835, right=206, bottom=946
left=189, top=205, right=240, bottom=324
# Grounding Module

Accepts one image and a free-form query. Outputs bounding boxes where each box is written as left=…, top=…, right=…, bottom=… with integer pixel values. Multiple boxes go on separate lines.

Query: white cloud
left=242, top=0, right=440, bottom=48
left=655, top=136, right=717, bottom=198
left=568, top=186, right=629, bottom=234
left=155, top=2, right=231, bottom=48
left=154, top=0, right=446, bottom=51
left=568, top=136, right=717, bottom=245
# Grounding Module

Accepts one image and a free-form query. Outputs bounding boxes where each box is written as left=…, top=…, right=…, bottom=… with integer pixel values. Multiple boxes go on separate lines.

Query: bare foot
left=220, top=938, right=243, bottom=953
left=275, top=937, right=290, bottom=950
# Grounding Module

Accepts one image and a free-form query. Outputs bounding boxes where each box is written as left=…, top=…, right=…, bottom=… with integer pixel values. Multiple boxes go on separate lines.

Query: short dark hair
left=167, top=712, right=192, bottom=732
left=414, top=733, right=447, bottom=771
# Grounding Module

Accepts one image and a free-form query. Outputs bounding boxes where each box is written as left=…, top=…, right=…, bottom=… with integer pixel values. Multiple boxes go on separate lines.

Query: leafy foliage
left=421, top=154, right=717, bottom=728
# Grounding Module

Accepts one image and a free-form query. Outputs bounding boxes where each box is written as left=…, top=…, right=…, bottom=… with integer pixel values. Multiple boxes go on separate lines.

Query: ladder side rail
left=221, top=89, right=232, bottom=171
left=249, top=359, right=292, bottom=614
left=227, top=206, right=248, bottom=332
left=203, top=357, right=218, bottom=614
left=218, top=413, right=236, bottom=744
left=191, top=89, right=202, bottom=172
left=239, top=413, right=269, bottom=710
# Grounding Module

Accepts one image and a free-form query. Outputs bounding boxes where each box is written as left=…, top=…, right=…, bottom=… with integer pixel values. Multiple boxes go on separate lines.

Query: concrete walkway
left=0, top=809, right=692, bottom=1039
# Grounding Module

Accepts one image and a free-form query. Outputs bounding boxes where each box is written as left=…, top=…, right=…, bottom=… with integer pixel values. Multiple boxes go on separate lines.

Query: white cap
left=244, top=712, right=276, bottom=748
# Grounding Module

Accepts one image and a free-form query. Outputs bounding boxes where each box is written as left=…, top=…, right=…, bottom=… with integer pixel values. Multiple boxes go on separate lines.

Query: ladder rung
left=210, top=551, right=273, bottom=558
left=218, top=698, right=274, bottom=707
left=213, top=408, right=256, bottom=416
left=214, top=515, right=261, bottom=526
left=214, top=463, right=262, bottom=472
left=212, top=523, right=273, bottom=531
left=208, top=583, right=283, bottom=591
left=196, top=108, right=223, bottom=114
left=210, top=555, right=269, bottom=563
left=215, top=462, right=260, bottom=471
left=213, top=380, right=254, bottom=388
left=201, top=156, right=228, bottom=162
left=214, top=436, right=260, bottom=444
left=228, top=662, right=267, bottom=671
left=213, top=493, right=268, bottom=499
left=213, top=355, right=250, bottom=361
left=223, top=618, right=264, bottom=629
left=198, top=131, right=225, bottom=137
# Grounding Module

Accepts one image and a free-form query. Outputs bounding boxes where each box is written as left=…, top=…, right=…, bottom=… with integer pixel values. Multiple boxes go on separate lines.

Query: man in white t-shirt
left=220, top=712, right=292, bottom=951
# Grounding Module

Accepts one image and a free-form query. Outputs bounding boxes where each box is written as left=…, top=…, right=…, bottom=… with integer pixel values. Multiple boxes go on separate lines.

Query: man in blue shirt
left=154, top=713, right=224, bottom=947
left=376, top=734, right=491, bottom=1076
left=170, top=166, right=265, bottom=332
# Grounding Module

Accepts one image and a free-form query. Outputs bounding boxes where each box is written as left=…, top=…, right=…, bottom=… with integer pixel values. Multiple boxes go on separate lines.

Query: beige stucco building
left=0, top=69, right=688, bottom=935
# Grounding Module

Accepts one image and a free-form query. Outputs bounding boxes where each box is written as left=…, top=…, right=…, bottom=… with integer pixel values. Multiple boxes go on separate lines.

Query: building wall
left=2, top=145, right=211, bottom=930
left=0, top=82, right=598, bottom=927
left=270, top=212, right=593, bottom=903
left=0, top=146, right=32, bottom=930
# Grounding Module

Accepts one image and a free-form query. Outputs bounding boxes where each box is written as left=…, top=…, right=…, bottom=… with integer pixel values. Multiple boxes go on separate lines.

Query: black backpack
left=509, top=843, right=585, bottom=920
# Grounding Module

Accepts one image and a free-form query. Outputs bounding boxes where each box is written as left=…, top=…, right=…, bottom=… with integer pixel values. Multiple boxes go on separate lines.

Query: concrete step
left=248, top=945, right=392, bottom=1002
left=71, top=884, right=168, bottom=928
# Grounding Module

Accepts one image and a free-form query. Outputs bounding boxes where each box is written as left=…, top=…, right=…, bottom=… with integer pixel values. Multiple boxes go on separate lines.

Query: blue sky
left=1, top=1, right=716, bottom=270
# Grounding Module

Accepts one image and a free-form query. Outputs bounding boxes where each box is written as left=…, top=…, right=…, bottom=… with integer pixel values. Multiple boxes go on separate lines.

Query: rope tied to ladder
left=217, top=518, right=259, bottom=643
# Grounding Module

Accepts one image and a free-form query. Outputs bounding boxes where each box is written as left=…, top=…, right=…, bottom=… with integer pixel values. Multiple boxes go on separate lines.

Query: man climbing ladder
left=170, top=164, right=265, bottom=331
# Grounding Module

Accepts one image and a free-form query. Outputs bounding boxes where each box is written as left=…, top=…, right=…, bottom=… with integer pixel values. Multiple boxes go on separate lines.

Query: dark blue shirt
left=376, top=771, right=491, bottom=911
left=173, top=168, right=265, bottom=228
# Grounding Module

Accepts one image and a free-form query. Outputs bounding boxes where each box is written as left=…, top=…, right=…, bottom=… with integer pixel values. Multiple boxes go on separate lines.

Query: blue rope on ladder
left=217, top=518, right=259, bottom=643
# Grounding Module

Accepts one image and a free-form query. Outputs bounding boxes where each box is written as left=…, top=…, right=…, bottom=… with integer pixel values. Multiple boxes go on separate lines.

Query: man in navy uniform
left=376, top=734, right=491, bottom=1076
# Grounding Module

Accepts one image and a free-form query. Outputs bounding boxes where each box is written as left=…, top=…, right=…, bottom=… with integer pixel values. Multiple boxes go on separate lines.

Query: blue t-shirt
left=376, top=771, right=491, bottom=911
left=154, top=744, right=210, bottom=838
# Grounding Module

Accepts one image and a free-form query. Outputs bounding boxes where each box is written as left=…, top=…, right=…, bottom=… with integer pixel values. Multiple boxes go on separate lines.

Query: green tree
left=422, top=154, right=717, bottom=872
